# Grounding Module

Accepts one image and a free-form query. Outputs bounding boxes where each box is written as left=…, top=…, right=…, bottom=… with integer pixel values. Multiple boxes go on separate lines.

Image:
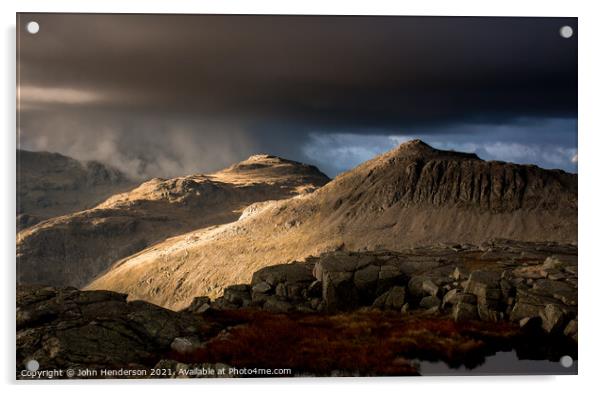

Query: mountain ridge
left=86, top=140, right=577, bottom=309
left=17, top=153, right=330, bottom=288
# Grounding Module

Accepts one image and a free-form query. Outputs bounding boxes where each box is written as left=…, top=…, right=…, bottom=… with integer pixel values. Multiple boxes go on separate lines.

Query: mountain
left=17, top=150, right=135, bottom=229
left=86, top=140, right=578, bottom=310
left=16, top=155, right=330, bottom=288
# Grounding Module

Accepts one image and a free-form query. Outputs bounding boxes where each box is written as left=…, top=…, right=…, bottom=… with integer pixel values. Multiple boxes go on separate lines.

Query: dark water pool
left=418, top=350, right=577, bottom=376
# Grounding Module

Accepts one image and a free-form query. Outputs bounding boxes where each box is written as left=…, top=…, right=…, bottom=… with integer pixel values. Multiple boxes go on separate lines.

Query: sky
left=17, top=14, right=577, bottom=179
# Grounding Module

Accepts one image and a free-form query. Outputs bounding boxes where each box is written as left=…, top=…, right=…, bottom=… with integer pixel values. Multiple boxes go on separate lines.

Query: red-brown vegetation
left=170, top=309, right=520, bottom=376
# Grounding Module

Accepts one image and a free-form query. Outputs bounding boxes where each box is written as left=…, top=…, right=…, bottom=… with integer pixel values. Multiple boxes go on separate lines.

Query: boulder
left=407, top=276, right=442, bottom=299
left=442, top=289, right=458, bottom=307
left=185, top=296, right=211, bottom=314
left=353, top=265, right=380, bottom=293
left=16, top=285, right=210, bottom=372
left=542, top=257, right=564, bottom=270
left=253, top=263, right=314, bottom=288
left=375, top=265, right=406, bottom=294
left=251, top=282, right=271, bottom=294
left=372, top=286, right=406, bottom=309
left=442, top=289, right=477, bottom=307
left=222, top=285, right=251, bottom=307
left=322, top=271, right=358, bottom=311
left=452, top=302, right=478, bottom=322
left=531, top=279, right=576, bottom=306
left=312, top=252, right=362, bottom=282
left=171, top=336, right=204, bottom=355
left=477, top=304, right=503, bottom=322
left=421, top=279, right=440, bottom=297
left=419, top=296, right=440, bottom=309
left=513, top=266, right=547, bottom=280
left=510, top=301, right=543, bottom=322
left=563, top=319, right=578, bottom=342
left=539, top=304, right=569, bottom=334
left=464, top=270, right=501, bottom=300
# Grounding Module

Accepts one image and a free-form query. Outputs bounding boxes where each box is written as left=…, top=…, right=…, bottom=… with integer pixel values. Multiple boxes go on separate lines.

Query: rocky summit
left=87, top=140, right=577, bottom=309
left=17, top=154, right=329, bottom=288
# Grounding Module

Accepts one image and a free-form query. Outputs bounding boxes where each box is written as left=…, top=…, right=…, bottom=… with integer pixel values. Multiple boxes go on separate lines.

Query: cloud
left=18, top=14, right=577, bottom=128
left=302, top=133, right=410, bottom=174
left=16, top=14, right=577, bottom=178
left=19, top=113, right=260, bottom=179
left=19, top=86, right=103, bottom=106
left=430, top=140, right=577, bottom=170
left=302, top=129, right=577, bottom=176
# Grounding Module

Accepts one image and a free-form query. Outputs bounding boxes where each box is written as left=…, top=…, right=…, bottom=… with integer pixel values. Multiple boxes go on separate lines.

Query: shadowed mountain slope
left=17, top=150, right=135, bottom=229
left=17, top=155, right=329, bottom=288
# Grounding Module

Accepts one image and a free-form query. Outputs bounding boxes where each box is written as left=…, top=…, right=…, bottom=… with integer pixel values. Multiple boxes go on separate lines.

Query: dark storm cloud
left=17, top=13, right=577, bottom=177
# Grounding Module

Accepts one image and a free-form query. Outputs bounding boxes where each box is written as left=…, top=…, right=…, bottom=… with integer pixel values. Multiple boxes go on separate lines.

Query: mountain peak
left=229, top=153, right=290, bottom=170
left=389, top=139, right=480, bottom=161
left=220, top=154, right=330, bottom=182
left=400, top=138, right=431, bottom=148
left=245, top=154, right=280, bottom=161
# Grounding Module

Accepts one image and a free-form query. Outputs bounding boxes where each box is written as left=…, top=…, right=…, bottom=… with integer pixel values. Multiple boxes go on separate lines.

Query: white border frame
left=3, top=1, right=600, bottom=392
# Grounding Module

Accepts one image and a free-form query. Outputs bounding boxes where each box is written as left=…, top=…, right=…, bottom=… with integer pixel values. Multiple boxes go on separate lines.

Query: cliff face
left=325, top=139, right=576, bottom=212
left=87, top=140, right=577, bottom=310
left=17, top=155, right=330, bottom=288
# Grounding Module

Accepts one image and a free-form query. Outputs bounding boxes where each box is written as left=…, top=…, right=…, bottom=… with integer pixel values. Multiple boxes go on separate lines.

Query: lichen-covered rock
left=16, top=285, right=213, bottom=374
left=539, top=304, right=569, bottom=334
left=202, top=241, right=576, bottom=329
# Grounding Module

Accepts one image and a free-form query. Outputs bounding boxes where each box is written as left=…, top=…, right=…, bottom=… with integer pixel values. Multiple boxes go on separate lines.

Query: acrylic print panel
left=16, top=13, right=577, bottom=379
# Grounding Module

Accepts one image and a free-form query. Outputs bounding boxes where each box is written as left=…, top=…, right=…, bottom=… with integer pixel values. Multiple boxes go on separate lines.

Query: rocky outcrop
left=200, top=240, right=577, bottom=342
left=17, top=155, right=330, bottom=288
left=339, top=140, right=576, bottom=212
left=17, top=243, right=578, bottom=379
left=17, top=150, right=135, bottom=230
left=16, top=285, right=216, bottom=375
left=88, top=141, right=577, bottom=309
